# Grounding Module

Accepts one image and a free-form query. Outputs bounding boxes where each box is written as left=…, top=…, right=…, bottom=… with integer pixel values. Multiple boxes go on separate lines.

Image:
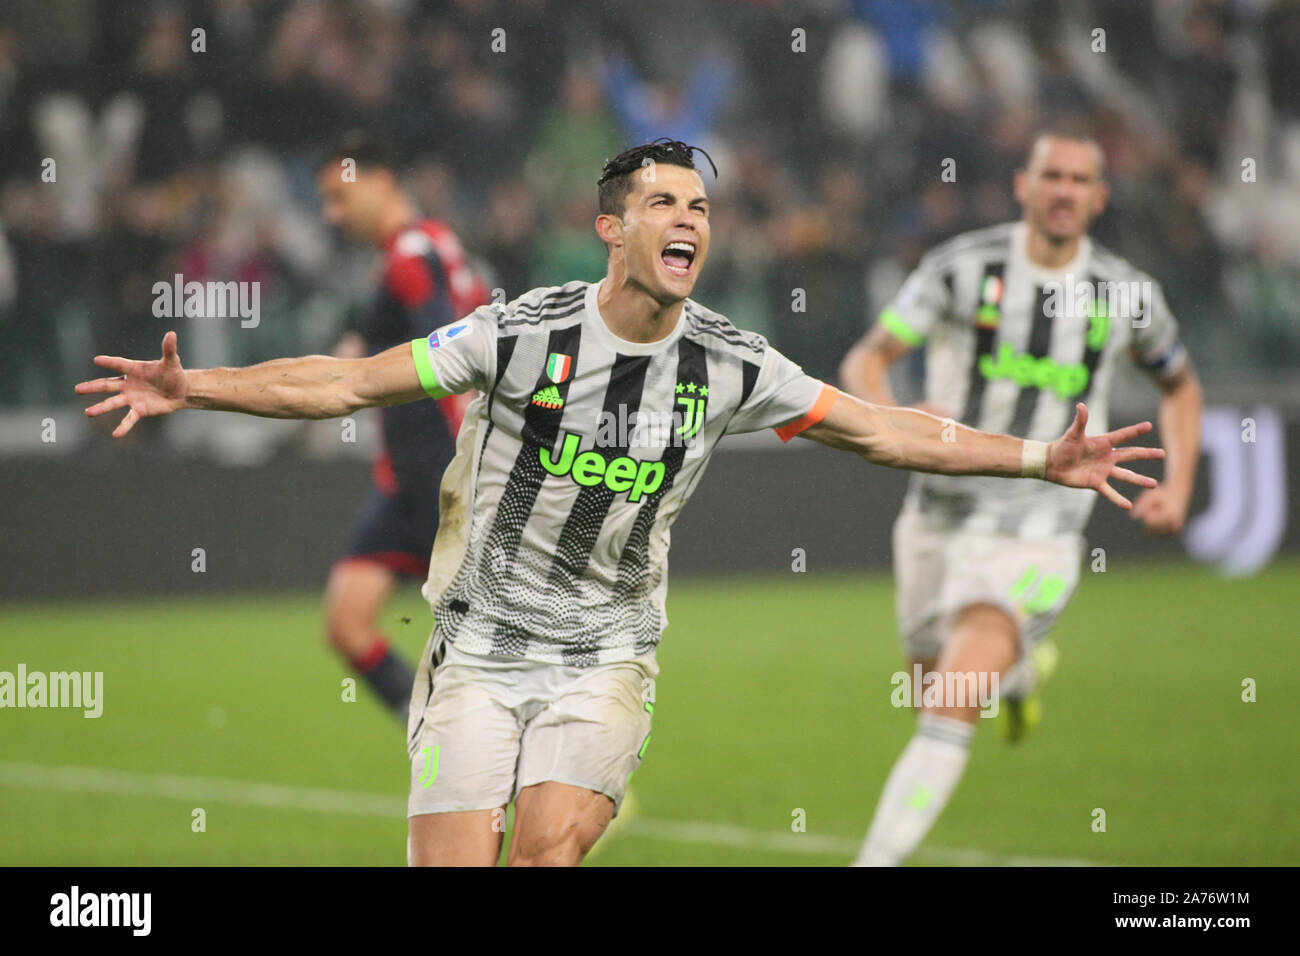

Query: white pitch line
left=623, top=817, right=859, bottom=857
left=620, top=818, right=1102, bottom=867
left=912, top=845, right=1104, bottom=867
left=0, top=760, right=1101, bottom=866
left=0, top=760, right=406, bottom=817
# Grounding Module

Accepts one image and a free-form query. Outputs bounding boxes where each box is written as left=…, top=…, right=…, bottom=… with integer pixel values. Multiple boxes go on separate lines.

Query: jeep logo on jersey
left=539, top=431, right=665, bottom=503
left=977, top=342, right=1089, bottom=398
left=427, top=321, right=471, bottom=350
left=546, top=352, right=572, bottom=383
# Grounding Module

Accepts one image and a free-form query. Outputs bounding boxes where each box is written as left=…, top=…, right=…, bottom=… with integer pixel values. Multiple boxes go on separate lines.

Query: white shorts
left=892, top=509, right=1084, bottom=661
left=406, top=640, right=657, bottom=818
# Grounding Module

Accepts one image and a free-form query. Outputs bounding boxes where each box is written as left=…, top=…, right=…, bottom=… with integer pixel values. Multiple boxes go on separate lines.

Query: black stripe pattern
left=1005, top=285, right=1055, bottom=437
left=959, top=261, right=1005, bottom=428
left=614, top=338, right=710, bottom=655
left=477, top=334, right=518, bottom=478
left=1077, top=273, right=1113, bottom=406
left=463, top=322, right=583, bottom=657
left=738, top=358, right=760, bottom=409
left=685, top=303, right=765, bottom=355
left=499, top=285, right=586, bottom=328
left=548, top=353, right=652, bottom=665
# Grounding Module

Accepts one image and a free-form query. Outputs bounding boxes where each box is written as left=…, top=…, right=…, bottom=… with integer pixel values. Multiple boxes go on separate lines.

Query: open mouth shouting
left=661, top=239, right=698, bottom=277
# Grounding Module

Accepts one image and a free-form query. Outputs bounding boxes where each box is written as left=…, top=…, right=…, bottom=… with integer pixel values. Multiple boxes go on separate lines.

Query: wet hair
left=597, top=138, right=717, bottom=216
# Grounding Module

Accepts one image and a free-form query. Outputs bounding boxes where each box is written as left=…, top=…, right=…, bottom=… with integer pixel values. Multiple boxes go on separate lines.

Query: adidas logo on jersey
left=531, top=385, right=564, bottom=409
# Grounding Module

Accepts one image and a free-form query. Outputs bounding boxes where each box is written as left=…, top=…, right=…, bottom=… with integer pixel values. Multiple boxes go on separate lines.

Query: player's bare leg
left=929, top=604, right=1018, bottom=723
left=408, top=809, right=505, bottom=866
left=507, top=782, right=615, bottom=867
left=854, top=604, right=1017, bottom=866
left=325, top=559, right=395, bottom=658
left=324, top=559, right=414, bottom=719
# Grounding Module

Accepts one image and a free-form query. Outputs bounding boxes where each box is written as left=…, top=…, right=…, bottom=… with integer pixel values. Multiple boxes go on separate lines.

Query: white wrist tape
left=1021, top=439, right=1048, bottom=479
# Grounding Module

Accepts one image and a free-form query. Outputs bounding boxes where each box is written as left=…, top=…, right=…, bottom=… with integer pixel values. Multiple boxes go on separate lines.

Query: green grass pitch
left=1, top=557, right=1295, bottom=865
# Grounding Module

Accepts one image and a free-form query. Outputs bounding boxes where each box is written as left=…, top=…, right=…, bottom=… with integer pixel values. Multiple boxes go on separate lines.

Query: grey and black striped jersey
left=881, top=221, right=1188, bottom=540
left=410, top=280, right=835, bottom=666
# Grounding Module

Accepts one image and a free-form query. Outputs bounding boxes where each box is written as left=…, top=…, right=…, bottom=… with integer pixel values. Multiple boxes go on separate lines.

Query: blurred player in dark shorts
left=316, top=131, right=490, bottom=718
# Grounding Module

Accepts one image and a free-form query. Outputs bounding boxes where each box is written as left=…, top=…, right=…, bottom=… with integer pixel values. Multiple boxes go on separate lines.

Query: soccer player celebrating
left=316, top=132, right=489, bottom=720
left=838, top=131, right=1203, bottom=866
left=77, top=140, right=1164, bottom=867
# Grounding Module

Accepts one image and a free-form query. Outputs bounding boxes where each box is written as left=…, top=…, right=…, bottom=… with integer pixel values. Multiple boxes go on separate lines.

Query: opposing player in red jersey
left=316, top=131, right=490, bottom=718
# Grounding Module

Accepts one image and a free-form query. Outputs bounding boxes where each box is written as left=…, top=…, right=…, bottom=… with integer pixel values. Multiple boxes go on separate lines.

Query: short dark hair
left=1027, top=123, right=1106, bottom=177
left=597, top=138, right=717, bottom=216
left=320, top=129, right=397, bottom=175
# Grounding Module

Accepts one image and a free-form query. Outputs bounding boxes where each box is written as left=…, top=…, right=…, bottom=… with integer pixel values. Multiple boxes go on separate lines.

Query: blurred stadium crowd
left=1, top=0, right=1298, bottom=413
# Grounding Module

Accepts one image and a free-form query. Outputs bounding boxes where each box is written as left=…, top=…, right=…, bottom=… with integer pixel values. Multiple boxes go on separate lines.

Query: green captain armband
left=879, top=308, right=926, bottom=347
left=410, top=338, right=451, bottom=399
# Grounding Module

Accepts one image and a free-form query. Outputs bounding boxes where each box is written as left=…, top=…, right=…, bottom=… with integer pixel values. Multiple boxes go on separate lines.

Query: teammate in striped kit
left=839, top=131, right=1203, bottom=866
left=77, top=140, right=1165, bottom=866
left=316, top=132, right=490, bottom=719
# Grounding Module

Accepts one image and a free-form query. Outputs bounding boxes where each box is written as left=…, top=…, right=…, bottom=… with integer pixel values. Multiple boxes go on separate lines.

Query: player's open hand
left=1045, top=402, right=1165, bottom=510
left=75, top=331, right=189, bottom=437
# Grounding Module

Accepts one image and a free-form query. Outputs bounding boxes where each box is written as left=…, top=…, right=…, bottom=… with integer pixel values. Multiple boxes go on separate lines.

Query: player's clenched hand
left=1045, top=402, right=1164, bottom=510
left=75, top=331, right=189, bottom=437
left=1130, top=484, right=1189, bottom=535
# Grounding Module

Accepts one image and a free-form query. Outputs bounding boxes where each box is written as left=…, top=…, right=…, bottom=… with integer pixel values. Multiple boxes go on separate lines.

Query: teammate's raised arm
left=75, top=331, right=431, bottom=437
left=838, top=322, right=911, bottom=406
left=1130, top=363, right=1201, bottom=534
left=798, top=390, right=1164, bottom=510
left=1125, top=278, right=1203, bottom=535
left=840, top=243, right=954, bottom=414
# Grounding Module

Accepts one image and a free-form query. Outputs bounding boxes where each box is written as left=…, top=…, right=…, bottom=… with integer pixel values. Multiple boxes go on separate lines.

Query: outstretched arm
left=799, top=389, right=1164, bottom=510
left=75, top=331, right=428, bottom=437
